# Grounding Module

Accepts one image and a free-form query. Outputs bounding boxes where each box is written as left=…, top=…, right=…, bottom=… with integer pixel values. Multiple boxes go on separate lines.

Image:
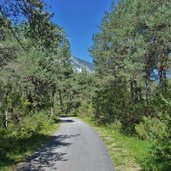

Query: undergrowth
left=0, top=112, right=60, bottom=171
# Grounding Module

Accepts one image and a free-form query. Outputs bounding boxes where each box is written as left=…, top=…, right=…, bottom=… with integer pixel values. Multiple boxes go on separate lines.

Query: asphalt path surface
left=16, top=117, right=115, bottom=171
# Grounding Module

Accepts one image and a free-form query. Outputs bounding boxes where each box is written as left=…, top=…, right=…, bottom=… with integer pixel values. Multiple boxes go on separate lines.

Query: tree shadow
left=60, top=116, right=75, bottom=123
left=16, top=134, right=80, bottom=171
left=0, top=131, right=80, bottom=171
left=60, top=119, right=75, bottom=123
left=0, top=133, right=50, bottom=169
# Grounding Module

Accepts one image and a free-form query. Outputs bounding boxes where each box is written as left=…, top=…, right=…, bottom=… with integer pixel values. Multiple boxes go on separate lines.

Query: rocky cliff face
left=70, top=56, right=94, bottom=73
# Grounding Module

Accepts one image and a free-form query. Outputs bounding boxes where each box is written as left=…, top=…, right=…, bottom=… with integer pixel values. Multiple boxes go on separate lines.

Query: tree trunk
left=59, top=90, right=64, bottom=113
left=145, top=77, right=151, bottom=104
left=145, top=66, right=152, bottom=104
left=50, top=92, right=56, bottom=117
left=130, top=79, right=138, bottom=104
left=66, top=92, right=73, bottom=114
left=3, top=109, right=8, bottom=128
left=159, top=49, right=168, bottom=92
left=159, top=68, right=167, bottom=93
left=50, top=105, right=54, bottom=117
left=131, top=80, right=134, bottom=104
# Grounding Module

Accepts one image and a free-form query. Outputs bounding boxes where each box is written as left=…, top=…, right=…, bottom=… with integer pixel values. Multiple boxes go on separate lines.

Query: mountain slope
left=70, top=56, right=94, bottom=73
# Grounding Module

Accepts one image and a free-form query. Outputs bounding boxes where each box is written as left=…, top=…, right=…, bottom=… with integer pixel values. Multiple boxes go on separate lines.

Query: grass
left=80, top=116, right=153, bottom=171
left=0, top=115, right=60, bottom=171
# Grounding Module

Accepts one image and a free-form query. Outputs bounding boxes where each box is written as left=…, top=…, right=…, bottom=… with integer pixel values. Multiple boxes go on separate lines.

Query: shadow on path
left=60, top=117, right=75, bottom=123
left=17, top=134, right=80, bottom=171
left=61, top=119, right=75, bottom=123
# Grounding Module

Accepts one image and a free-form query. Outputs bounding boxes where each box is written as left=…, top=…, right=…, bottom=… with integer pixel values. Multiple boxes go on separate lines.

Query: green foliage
left=148, top=95, right=171, bottom=170
left=0, top=0, right=75, bottom=127
left=135, top=116, right=167, bottom=140
left=90, top=0, right=171, bottom=124
left=13, top=113, right=52, bottom=139
left=93, top=76, right=129, bottom=124
left=81, top=116, right=153, bottom=171
left=0, top=112, right=59, bottom=171
left=1, top=0, right=171, bottom=170
left=109, top=120, right=122, bottom=132
left=77, top=101, right=94, bottom=117
left=89, top=0, right=171, bottom=169
left=0, top=1, right=76, bottom=170
left=152, top=119, right=171, bottom=170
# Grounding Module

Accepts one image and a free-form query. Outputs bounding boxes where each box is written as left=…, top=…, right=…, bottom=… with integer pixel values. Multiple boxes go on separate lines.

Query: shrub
left=152, top=136, right=171, bottom=170
left=150, top=115, right=171, bottom=170
left=142, top=94, right=171, bottom=170
left=51, top=115, right=60, bottom=123
left=109, top=120, right=122, bottom=131
left=135, top=116, right=167, bottom=140
left=7, top=112, right=52, bottom=139
left=77, top=101, right=94, bottom=117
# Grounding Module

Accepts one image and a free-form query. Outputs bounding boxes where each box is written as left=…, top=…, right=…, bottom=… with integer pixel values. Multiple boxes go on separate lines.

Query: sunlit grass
left=80, top=116, right=153, bottom=171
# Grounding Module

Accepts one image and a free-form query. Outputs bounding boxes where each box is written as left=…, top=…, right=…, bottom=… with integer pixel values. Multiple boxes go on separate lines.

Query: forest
left=0, top=0, right=171, bottom=170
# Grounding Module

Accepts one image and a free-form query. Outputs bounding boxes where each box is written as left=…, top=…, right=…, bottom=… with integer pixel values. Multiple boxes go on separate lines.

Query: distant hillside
left=70, top=56, right=95, bottom=73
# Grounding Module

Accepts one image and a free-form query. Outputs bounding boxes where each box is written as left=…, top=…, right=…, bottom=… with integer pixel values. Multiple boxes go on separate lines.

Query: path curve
left=17, top=117, right=115, bottom=171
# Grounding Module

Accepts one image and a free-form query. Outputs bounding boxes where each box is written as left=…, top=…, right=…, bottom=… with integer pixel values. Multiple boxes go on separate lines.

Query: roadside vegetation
left=0, top=1, right=95, bottom=170
left=78, top=0, right=171, bottom=170
left=0, top=112, right=59, bottom=171
left=0, top=0, right=75, bottom=170
left=80, top=116, right=153, bottom=171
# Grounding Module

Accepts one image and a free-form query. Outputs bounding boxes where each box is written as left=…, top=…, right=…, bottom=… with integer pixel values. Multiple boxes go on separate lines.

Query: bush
left=135, top=116, right=167, bottom=140
left=152, top=136, right=171, bottom=170
left=142, top=94, right=171, bottom=170
left=77, top=101, right=94, bottom=117
left=109, top=120, right=122, bottom=131
left=51, top=115, right=60, bottom=123
left=0, top=110, right=58, bottom=171
left=7, top=112, right=52, bottom=139
left=150, top=115, right=171, bottom=170
left=93, top=80, right=129, bottom=124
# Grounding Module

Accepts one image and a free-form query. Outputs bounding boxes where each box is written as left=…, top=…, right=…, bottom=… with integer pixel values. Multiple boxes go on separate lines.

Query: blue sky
left=45, top=0, right=117, bottom=63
